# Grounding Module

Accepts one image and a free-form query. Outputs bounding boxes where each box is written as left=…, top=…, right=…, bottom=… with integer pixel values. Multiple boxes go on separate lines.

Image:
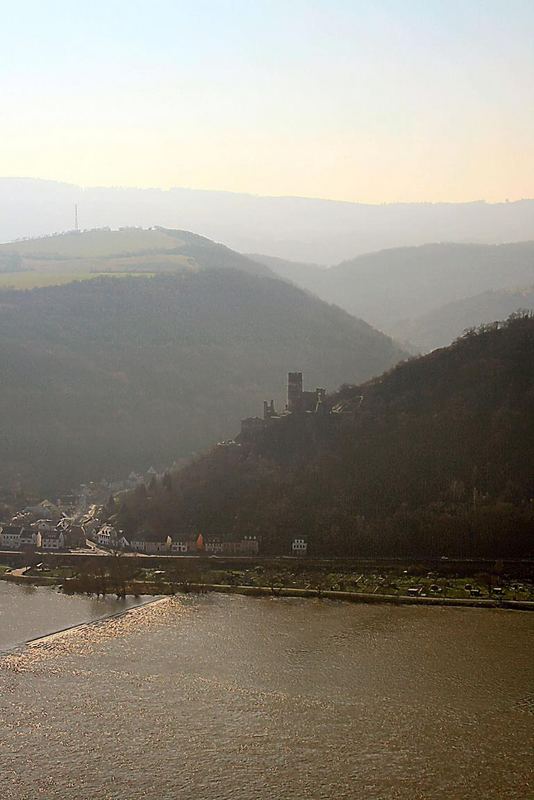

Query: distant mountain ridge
left=2, top=178, right=534, bottom=263
left=260, top=241, right=534, bottom=336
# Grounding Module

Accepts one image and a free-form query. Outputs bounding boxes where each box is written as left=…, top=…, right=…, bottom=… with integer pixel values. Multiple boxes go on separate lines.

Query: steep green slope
left=0, top=270, right=404, bottom=493
left=119, top=315, right=534, bottom=558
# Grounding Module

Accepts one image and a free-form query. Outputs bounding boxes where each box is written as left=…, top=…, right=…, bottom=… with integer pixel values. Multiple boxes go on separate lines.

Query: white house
left=171, top=540, right=193, bottom=553
left=41, top=531, right=65, bottom=550
left=204, top=538, right=224, bottom=554
left=145, top=538, right=171, bottom=554
left=96, top=525, right=117, bottom=548
left=237, top=536, right=259, bottom=555
left=19, top=529, right=38, bottom=549
left=0, top=526, right=22, bottom=549
left=291, top=538, right=308, bottom=556
left=132, top=536, right=171, bottom=554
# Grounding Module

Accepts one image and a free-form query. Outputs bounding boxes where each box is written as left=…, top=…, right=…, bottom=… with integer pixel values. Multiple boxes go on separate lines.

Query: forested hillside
left=0, top=270, right=404, bottom=493
left=118, top=315, right=534, bottom=558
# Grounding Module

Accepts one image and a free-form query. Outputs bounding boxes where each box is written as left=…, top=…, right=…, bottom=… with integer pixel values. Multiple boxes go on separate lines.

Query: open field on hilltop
left=0, top=271, right=156, bottom=289
left=1, top=228, right=181, bottom=258
left=0, top=229, right=197, bottom=286
left=0, top=227, right=268, bottom=286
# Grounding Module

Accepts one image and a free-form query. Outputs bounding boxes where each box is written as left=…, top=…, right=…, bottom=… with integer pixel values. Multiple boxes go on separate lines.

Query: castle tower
left=287, top=372, right=303, bottom=412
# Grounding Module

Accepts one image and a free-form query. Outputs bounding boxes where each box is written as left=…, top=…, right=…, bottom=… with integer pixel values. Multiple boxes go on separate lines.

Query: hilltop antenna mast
left=74, top=204, right=79, bottom=232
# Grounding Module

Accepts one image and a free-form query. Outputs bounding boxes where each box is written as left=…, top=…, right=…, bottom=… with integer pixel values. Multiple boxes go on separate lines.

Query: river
left=0, top=581, right=148, bottom=652
left=0, top=589, right=532, bottom=799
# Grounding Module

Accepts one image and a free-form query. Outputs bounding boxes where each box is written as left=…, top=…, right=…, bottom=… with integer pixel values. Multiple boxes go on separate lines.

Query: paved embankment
left=0, top=568, right=61, bottom=586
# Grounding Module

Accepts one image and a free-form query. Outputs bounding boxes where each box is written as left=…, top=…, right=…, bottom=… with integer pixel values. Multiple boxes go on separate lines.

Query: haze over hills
left=246, top=253, right=327, bottom=294
left=2, top=178, right=534, bottom=263
left=0, top=268, right=405, bottom=493
left=390, top=285, right=534, bottom=352
left=259, top=241, right=534, bottom=337
left=118, top=315, right=534, bottom=559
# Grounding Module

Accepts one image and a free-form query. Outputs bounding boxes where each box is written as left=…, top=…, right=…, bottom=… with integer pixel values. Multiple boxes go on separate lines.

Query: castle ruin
left=240, top=372, right=327, bottom=439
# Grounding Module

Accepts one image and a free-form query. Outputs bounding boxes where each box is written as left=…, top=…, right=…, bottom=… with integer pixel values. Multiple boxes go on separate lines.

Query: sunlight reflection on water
left=0, top=593, right=532, bottom=800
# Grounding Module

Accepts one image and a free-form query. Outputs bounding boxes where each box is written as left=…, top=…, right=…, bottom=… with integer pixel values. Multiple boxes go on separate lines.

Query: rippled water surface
left=0, top=592, right=532, bottom=800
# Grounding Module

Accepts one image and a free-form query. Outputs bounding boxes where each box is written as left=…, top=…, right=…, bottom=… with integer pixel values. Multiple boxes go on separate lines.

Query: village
left=0, top=372, right=325, bottom=560
left=0, top=469, right=308, bottom=558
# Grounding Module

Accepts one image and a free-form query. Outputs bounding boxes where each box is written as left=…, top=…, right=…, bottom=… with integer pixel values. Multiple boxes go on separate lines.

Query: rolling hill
left=118, top=314, right=534, bottom=559
left=0, top=269, right=405, bottom=493
left=2, top=178, right=534, bottom=263
left=0, top=227, right=271, bottom=288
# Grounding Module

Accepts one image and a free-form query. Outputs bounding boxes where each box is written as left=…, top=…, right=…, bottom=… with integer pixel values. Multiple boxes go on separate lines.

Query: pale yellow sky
left=2, top=1, right=533, bottom=203
left=4, top=125, right=532, bottom=203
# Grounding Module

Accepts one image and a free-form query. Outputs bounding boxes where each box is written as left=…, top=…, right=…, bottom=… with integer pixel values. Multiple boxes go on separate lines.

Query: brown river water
left=0, top=587, right=532, bottom=799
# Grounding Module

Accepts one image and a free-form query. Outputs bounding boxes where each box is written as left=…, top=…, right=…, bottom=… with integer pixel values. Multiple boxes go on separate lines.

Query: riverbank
left=3, top=585, right=532, bottom=665
left=60, top=578, right=534, bottom=611
left=167, top=582, right=534, bottom=610
left=4, top=561, right=533, bottom=610
left=0, top=569, right=61, bottom=587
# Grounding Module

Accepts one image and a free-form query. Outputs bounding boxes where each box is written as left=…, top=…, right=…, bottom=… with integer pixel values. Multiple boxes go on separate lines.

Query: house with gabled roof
left=0, top=525, right=22, bottom=549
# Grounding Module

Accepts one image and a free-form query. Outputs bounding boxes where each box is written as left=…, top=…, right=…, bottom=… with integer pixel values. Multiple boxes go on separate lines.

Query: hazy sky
left=2, top=1, right=533, bottom=202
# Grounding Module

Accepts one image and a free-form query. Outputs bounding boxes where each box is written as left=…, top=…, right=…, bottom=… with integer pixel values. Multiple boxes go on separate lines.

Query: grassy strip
left=116, top=581, right=534, bottom=610
left=14, top=574, right=534, bottom=610
left=200, top=583, right=534, bottom=609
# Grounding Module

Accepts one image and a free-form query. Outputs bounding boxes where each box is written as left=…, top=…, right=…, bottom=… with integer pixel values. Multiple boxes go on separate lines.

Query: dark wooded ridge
left=117, top=315, right=534, bottom=559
